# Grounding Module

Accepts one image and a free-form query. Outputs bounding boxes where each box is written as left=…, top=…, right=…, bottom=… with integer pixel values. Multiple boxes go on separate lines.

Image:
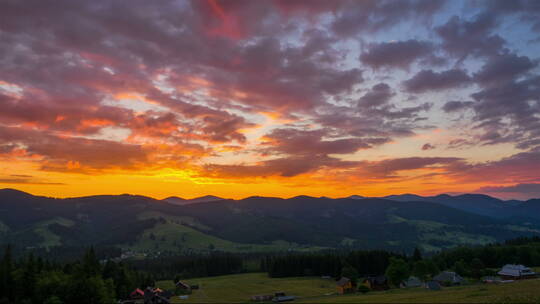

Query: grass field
left=156, top=273, right=335, bottom=303
left=156, top=273, right=540, bottom=303
left=33, top=217, right=74, bottom=247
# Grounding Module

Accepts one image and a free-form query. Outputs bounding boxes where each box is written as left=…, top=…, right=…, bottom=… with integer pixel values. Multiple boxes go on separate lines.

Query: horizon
left=2, top=187, right=537, bottom=202
left=1, top=0, right=540, bottom=200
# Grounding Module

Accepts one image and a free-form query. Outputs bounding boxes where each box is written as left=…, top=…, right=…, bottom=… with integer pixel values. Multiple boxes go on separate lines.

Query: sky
left=1, top=0, right=540, bottom=200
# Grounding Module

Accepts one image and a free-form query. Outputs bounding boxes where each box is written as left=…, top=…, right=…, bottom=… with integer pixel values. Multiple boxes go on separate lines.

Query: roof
left=175, top=281, right=191, bottom=289
left=336, top=277, right=351, bottom=286
left=130, top=288, right=144, bottom=297
left=498, top=264, right=536, bottom=277
left=403, top=276, right=422, bottom=287
left=433, top=271, right=464, bottom=283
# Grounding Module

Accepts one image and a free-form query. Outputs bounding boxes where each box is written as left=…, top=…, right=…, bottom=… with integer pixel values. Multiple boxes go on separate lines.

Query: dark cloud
left=442, top=101, right=474, bottom=112
left=436, top=12, right=505, bottom=60
left=448, top=150, right=540, bottom=184
left=403, top=69, right=471, bottom=93
left=422, top=143, right=436, bottom=150
left=358, top=83, right=394, bottom=107
left=360, top=40, right=433, bottom=70
left=474, top=53, right=537, bottom=85
left=478, top=183, right=540, bottom=194
left=260, top=128, right=381, bottom=156
left=357, top=157, right=462, bottom=178
left=331, top=0, right=445, bottom=37
left=203, top=155, right=357, bottom=178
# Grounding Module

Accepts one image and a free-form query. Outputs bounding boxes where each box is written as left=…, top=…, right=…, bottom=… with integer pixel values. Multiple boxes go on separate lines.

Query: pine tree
left=412, top=247, right=422, bottom=261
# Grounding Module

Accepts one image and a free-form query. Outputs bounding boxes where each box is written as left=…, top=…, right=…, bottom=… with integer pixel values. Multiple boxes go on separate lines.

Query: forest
left=1, top=237, right=540, bottom=303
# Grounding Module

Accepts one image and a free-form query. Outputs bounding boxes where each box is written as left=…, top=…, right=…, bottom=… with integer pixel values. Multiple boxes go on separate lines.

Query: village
left=119, top=264, right=538, bottom=303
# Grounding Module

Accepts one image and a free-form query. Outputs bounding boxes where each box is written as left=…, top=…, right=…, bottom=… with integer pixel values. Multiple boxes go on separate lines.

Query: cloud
left=442, top=101, right=474, bottom=112
left=474, top=53, right=537, bottom=85
left=357, top=156, right=462, bottom=178
left=403, top=69, right=471, bottom=93
left=436, top=12, right=505, bottom=60
left=360, top=40, right=433, bottom=70
left=358, top=83, right=394, bottom=107
left=422, top=143, right=435, bottom=150
left=331, top=0, right=445, bottom=37
left=478, top=183, right=540, bottom=194
left=477, top=183, right=540, bottom=199
left=259, top=128, right=383, bottom=156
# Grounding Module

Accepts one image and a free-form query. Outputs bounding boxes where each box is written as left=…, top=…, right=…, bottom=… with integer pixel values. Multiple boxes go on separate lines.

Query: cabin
left=400, top=276, right=422, bottom=288
left=497, top=264, right=537, bottom=280
left=433, top=271, right=464, bottom=286
left=362, top=275, right=389, bottom=291
left=336, top=277, right=354, bottom=294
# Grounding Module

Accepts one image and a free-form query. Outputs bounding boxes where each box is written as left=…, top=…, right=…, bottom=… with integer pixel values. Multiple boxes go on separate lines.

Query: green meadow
left=156, top=273, right=540, bottom=304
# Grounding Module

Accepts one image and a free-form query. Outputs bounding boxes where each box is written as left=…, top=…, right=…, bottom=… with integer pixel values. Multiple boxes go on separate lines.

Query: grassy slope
left=123, top=212, right=325, bottom=253
left=33, top=217, right=74, bottom=247
left=156, top=273, right=540, bottom=304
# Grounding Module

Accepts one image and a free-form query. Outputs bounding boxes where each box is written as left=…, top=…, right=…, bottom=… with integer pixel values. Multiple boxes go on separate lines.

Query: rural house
left=498, top=264, right=537, bottom=280
left=129, top=288, right=145, bottom=300
left=336, top=277, right=354, bottom=294
left=175, top=280, right=191, bottom=290
left=401, top=276, right=422, bottom=288
left=433, top=271, right=464, bottom=286
left=362, top=275, right=389, bottom=291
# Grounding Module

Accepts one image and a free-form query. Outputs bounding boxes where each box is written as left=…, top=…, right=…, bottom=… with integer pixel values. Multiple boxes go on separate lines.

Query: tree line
left=263, top=237, right=540, bottom=286
left=129, top=253, right=244, bottom=280
left=263, top=250, right=404, bottom=278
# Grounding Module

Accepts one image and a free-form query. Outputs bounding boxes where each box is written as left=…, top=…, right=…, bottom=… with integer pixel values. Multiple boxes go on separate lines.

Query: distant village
left=120, top=264, right=537, bottom=303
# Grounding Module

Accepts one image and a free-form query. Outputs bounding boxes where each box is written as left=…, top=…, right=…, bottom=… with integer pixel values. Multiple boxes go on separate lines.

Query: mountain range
left=1, top=188, right=539, bottom=254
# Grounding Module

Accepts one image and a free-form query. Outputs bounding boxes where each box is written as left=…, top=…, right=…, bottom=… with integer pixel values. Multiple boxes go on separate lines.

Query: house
left=433, top=271, right=464, bottom=286
left=143, top=287, right=171, bottom=304
left=175, top=281, right=191, bottom=290
left=425, top=281, right=441, bottom=291
left=336, top=277, right=354, bottom=294
left=497, top=264, right=537, bottom=280
left=129, top=288, right=145, bottom=299
left=401, top=276, right=422, bottom=288
left=362, top=275, right=389, bottom=291
left=251, top=294, right=274, bottom=301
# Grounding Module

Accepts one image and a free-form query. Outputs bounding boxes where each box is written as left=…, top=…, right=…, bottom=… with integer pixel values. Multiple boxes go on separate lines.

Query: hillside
left=1, top=189, right=540, bottom=253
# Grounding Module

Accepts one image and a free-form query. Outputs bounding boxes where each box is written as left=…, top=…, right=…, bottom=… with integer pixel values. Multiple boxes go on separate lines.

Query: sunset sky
left=1, top=0, right=540, bottom=200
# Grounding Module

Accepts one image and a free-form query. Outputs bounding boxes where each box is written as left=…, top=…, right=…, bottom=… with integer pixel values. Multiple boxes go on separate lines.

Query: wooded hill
left=1, top=188, right=540, bottom=254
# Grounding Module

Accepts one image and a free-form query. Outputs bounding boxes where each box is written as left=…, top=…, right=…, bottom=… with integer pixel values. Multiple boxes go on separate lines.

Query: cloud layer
left=0, top=0, right=539, bottom=199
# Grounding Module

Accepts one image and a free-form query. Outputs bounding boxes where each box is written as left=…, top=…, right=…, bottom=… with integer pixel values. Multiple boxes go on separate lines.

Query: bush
left=358, top=285, right=370, bottom=294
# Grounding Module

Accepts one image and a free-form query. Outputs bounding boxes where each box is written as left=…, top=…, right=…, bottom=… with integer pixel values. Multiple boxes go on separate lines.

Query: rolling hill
left=1, top=188, right=539, bottom=254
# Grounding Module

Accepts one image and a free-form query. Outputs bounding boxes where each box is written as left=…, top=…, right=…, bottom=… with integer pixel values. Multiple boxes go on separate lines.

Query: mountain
left=1, top=189, right=539, bottom=254
left=382, top=193, right=540, bottom=220
left=164, top=195, right=224, bottom=206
